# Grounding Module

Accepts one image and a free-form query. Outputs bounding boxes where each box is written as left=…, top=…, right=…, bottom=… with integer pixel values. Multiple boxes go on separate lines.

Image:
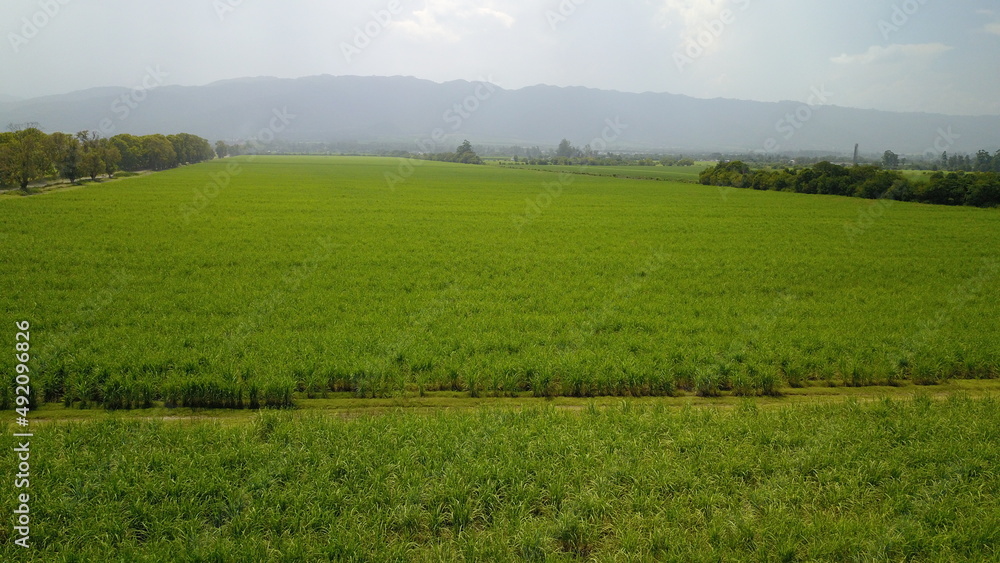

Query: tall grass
left=3, top=397, right=999, bottom=560
left=160, top=373, right=294, bottom=409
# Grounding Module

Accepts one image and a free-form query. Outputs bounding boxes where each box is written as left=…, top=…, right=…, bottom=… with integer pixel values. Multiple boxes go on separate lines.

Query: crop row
left=3, top=346, right=996, bottom=411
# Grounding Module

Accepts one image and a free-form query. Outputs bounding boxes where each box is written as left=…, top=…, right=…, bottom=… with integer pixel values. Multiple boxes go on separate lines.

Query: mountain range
left=1, top=75, right=997, bottom=156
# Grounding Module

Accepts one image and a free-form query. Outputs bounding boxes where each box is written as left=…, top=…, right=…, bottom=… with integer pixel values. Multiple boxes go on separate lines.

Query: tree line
left=512, top=154, right=696, bottom=167
left=700, top=160, right=1000, bottom=208
left=882, top=149, right=1000, bottom=172
left=506, top=139, right=696, bottom=167
left=413, top=140, right=484, bottom=165
left=0, top=126, right=215, bottom=191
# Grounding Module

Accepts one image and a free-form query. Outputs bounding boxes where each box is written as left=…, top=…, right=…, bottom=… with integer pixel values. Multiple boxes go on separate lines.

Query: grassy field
left=3, top=155, right=999, bottom=560
left=2, top=396, right=999, bottom=561
left=901, top=170, right=939, bottom=183
left=1, top=155, right=998, bottom=408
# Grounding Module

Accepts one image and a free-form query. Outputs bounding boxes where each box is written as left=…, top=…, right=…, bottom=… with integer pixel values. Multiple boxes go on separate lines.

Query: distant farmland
left=1, top=156, right=998, bottom=409
left=509, top=162, right=710, bottom=183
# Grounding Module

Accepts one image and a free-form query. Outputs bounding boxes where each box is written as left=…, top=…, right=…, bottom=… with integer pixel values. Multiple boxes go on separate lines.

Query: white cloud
left=824, top=40, right=994, bottom=115
left=831, top=43, right=953, bottom=65
left=656, top=0, right=745, bottom=45
left=478, top=7, right=516, bottom=27
left=392, top=0, right=516, bottom=43
left=658, top=0, right=732, bottom=28
left=985, top=22, right=1000, bottom=35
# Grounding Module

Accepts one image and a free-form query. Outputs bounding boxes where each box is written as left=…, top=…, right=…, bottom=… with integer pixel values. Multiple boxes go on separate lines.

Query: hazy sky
left=4, top=0, right=999, bottom=115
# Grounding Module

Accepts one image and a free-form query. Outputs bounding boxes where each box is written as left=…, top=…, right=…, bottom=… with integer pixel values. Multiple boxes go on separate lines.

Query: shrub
left=695, top=365, right=722, bottom=397
left=912, top=360, right=948, bottom=386
left=261, top=376, right=296, bottom=408
left=757, top=364, right=782, bottom=397
left=163, top=374, right=243, bottom=409
left=783, top=359, right=805, bottom=388
left=730, top=364, right=756, bottom=397
left=841, top=359, right=872, bottom=388
left=529, top=369, right=557, bottom=398
left=103, top=374, right=154, bottom=410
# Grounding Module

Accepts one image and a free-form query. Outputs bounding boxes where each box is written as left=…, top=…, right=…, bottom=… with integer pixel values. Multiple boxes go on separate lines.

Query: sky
left=3, top=0, right=999, bottom=115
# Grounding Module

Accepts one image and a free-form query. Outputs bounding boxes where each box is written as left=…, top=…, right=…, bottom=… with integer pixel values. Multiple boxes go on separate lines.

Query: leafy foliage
left=0, top=129, right=214, bottom=190
left=701, top=160, right=1000, bottom=207
left=419, top=140, right=483, bottom=165
left=0, top=127, right=53, bottom=190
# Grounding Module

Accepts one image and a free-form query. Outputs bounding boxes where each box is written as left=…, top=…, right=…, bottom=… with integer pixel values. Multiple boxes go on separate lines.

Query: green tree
left=456, top=139, right=473, bottom=157
left=49, top=131, right=81, bottom=183
left=101, top=139, right=121, bottom=178
left=142, top=134, right=177, bottom=170
left=455, top=140, right=482, bottom=165
left=0, top=127, right=54, bottom=191
left=167, top=133, right=214, bottom=165
left=975, top=150, right=993, bottom=172
left=919, top=172, right=965, bottom=205
left=77, top=131, right=105, bottom=181
left=110, top=134, right=144, bottom=171
left=215, top=140, right=229, bottom=158
left=79, top=150, right=103, bottom=181
left=699, top=160, right=752, bottom=188
left=882, top=150, right=899, bottom=170
left=965, top=173, right=1000, bottom=207
left=556, top=138, right=576, bottom=158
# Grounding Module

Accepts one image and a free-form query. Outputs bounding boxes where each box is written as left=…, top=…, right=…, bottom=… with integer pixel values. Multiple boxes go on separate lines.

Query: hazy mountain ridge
left=1, top=75, right=997, bottom=155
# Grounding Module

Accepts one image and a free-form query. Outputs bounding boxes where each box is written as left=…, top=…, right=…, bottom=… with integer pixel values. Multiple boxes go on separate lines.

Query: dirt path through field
left=14, top=379, right=998, bottom=426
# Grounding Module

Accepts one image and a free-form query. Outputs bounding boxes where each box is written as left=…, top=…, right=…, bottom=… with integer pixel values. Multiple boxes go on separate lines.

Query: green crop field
left=2, top=155, right=999, bottom=409
left=3, top=397, right=1000, bottom=561
left=4, top=155, right=1000, bottom=561
left=901, top=170, right=937, bottom=183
